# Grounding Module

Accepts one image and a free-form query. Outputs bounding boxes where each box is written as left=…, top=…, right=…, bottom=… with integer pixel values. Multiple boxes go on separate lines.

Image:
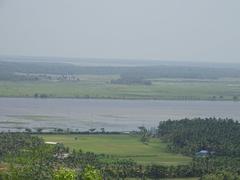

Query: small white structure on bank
left=196, top=150, right=209, bottom=157
left=45, top=141, right=58, bottom=145
left=45, top=141, right=70, bottom=159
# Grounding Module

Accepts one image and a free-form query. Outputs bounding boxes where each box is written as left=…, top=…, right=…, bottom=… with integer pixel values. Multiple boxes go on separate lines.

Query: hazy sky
left=0, top=0, right=240, bottom=62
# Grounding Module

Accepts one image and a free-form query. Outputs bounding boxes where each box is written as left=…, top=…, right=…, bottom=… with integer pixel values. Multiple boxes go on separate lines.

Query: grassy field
left=0, top=76, right=240, bottom=100
left=40, top=134, right=191, bottom=165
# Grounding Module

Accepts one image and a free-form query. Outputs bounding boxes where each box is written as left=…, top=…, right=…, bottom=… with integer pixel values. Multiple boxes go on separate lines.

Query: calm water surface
left=0, top=98, right=239, bottom=132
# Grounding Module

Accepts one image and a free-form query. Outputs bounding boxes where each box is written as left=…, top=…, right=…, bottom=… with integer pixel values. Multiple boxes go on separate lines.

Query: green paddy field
left=40, top=134, right=191, bottom=165
left=1, top=76, right=240, bottom=100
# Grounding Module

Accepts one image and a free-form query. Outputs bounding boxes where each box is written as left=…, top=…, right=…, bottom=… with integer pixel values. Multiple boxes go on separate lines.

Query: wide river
left=0, top=98, right=239, bottom=132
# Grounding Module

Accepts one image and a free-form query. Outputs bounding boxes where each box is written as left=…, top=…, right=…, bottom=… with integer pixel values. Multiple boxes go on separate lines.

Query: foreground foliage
left=1, top=117, right=240, bottom=179
left=200, top=171, right=240, bottom=180
left=53, top=167, right=76, bottom=180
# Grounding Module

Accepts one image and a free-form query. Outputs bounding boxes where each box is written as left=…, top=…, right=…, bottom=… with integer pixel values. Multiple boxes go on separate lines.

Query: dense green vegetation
left=0, top=133, right=44, bottom=160
left=157, top=118, right=240, bottom=179
left=200, top=171, right=240, bottom=180
left=158, top=118, right=240, bottom=156
left=0, top=133, right=106, bottom=179
left=40, top=134, right=191, bottom=165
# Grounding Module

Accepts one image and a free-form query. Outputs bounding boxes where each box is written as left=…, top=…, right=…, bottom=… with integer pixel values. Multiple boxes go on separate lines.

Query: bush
left=80, top=166, right=102, bottom=180
left=200, top=171, right=240, bottom=180
left=53, top=167, right=76, bottom=180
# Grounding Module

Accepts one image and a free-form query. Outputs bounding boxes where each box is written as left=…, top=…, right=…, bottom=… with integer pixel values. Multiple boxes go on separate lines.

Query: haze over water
left=0, top=98, right=239, bottom=132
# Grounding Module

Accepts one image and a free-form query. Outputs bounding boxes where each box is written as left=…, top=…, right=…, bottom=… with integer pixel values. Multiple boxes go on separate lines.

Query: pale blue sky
left=0, top=0, right=239, bottom=63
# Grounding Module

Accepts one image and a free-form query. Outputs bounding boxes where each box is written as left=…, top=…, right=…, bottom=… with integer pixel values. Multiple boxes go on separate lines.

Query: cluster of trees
left=34, top=93, right=49, bottom=98
left=138, top=126, right=151, bottom=144
left=0, top=133, right=103, bottom=179
left=111, top=76, right=152, bottom=85
left=25, top=127, right=120, bottom=134
left=200, top=171, right=240, bottom=180
left=0, top=133, right=44, bottom=159
left=157, top=118, right=240, bottom=179
left=158, top=118, right=240, bottom=156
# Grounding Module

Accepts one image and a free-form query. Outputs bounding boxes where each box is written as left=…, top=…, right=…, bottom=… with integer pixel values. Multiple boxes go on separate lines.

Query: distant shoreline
left=0, top=96, right=239, bottom=102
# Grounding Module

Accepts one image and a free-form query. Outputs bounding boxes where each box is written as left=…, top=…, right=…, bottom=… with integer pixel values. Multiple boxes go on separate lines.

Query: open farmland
left=0, top=77, right=240, bottom=100
left=1, top=60, right=240, bottom=101
left=40, top=134, right=192, bottom=165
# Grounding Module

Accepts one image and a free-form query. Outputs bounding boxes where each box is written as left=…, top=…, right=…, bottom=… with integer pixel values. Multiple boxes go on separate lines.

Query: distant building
left=45, top=141, right=58, bottom=145
left=54, top=153, right=69, bottom=159
left=195, top=150, right=209, bottom=157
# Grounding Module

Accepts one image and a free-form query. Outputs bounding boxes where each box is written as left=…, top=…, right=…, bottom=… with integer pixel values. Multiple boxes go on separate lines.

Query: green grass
left=0, top=77, right=240, bottom=100
left=40, top=134, right=191, bottom=165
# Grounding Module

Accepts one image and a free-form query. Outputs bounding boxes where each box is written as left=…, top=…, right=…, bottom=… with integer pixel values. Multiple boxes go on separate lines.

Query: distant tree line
left=2, top=61, right=240, bottom=80
left=111, top=75, right=152, bottom=85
